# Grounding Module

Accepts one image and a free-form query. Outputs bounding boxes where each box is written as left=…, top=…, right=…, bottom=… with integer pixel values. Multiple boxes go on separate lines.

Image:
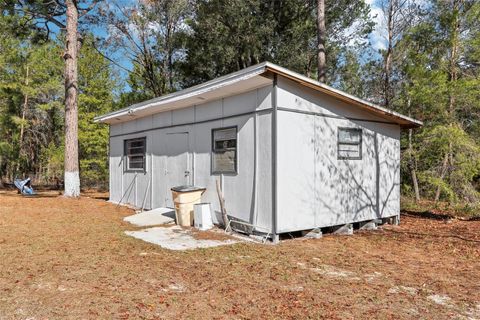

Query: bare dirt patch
left=190, top=227, right=235, bottom=241
left=0, top=190, right=479, bottom=319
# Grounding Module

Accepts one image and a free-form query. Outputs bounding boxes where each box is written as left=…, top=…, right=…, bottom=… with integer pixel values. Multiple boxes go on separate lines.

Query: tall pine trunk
left=407, top=101, right=420, bottom=202
left=19, top=65, right=29, bottom=149
left=16, top=65, right=29, bottom=174
left=384, top=0, right=394, bottom=108
left=63, top=0, right=80, bottom=197
left=317, top=0, right=326, bottom=83
left=409, top=128, right=420, bottom=202
left=434, top=0, right=459, bottom=202
left=434, top=151, right=449, bottom=202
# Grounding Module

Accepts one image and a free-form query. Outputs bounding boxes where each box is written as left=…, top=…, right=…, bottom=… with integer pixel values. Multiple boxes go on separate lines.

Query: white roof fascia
left=94, top=62, right=269, bottom=123
left=264, top=62, right=423, bottom=127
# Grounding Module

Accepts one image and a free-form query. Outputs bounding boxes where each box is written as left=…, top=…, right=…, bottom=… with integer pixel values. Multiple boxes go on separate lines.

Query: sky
left=366, top=0, right=388, bottom=51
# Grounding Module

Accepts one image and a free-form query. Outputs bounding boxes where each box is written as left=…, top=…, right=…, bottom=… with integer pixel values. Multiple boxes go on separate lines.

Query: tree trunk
left=0, top=156, right=3, bottom=188
left=19, top=65, right=29, bottom=149
left=316, top=0, right=326, bottom=83
left=384, top=0, right=394, bottom=108
left=406, top=101, right=420, bottom=202
left=63, top=0, right=80, bottom=197
left=16, top=65, right=29, bottom=174
left=434, top=0, right=459, bottom=203
left=166, top=22, right=174, bottom=91
left=448, top=0, right=459, bottom=120
left=408, top=128, right=420, bottom=202
left=434, top=151, right=449, bottom=202
left=216, top=179, right=228, bottom=229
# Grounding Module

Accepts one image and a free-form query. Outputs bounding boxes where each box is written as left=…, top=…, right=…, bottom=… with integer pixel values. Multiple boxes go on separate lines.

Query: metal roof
left=95, top=61, right=423, bottom=128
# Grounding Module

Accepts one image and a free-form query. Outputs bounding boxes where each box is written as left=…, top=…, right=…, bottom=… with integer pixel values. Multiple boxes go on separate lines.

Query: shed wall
left=275, top=77, right=400, bottom=232
left=109, top=86, right=273, bottom=231
left=108, top=76, right=403, bottom=235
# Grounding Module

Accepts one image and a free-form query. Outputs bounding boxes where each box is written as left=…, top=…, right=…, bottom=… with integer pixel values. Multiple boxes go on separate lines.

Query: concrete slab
left=124, top=207, right=175, bottom=227
left=125, top=226, right=239, bottom=251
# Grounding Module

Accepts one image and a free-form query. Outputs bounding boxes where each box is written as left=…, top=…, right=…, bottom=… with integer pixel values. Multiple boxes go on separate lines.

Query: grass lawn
left=0, top=190, right=479, bottom=319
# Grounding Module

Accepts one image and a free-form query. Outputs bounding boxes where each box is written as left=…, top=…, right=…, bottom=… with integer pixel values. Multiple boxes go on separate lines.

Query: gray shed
left=95, top=62, right=422, bottom=241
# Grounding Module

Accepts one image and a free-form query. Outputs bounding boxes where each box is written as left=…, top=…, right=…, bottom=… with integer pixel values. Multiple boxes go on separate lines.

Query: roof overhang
left=95, top=62, right=422, bottom=128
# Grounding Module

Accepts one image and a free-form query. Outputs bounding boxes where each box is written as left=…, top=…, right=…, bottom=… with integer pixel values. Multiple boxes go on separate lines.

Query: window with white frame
left=124, top=137, right=146, bottom=171
left=338, top=128, right=362, bottom=160
left=212, top=127, right=237, bottom=174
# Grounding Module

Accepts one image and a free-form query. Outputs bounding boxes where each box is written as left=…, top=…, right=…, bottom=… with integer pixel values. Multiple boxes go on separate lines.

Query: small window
left=338, top=128, right=362, bottom=160
left=212, top=127, right=237, bottom=174
left=124, top=137, right=146, bottom=171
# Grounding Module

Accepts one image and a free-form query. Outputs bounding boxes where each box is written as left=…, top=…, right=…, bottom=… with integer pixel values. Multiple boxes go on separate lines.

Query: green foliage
left=78, top=35, right=117, bottom=188
left=395, top=0, right=480, bottom=204
left=106, top=0, right=192, bottom=98
left=40, top=142, right=64, bottom=183
left=0, top=11, right=115, bottom=187
left=416, top=125, right=480, bottom=202
left=1, top=0, right=479, bottom=205
left=0, top=13, right=63, bottom=180
left=181, top=0, right=373, bottom=86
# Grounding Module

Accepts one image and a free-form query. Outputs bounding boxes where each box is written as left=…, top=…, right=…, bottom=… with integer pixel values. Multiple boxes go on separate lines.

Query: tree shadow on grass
left=401, top=210, right=454, bottom=221
left=0, top=192, right=60, bottom=198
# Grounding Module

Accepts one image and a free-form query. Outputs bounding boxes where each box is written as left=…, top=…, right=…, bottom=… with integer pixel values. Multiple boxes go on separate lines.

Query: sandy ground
left=0, top=190, right=479, bottom=319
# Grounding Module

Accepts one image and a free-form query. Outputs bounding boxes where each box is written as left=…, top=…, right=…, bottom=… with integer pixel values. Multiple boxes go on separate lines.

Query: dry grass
left=0, top=190, right=479, bottom=319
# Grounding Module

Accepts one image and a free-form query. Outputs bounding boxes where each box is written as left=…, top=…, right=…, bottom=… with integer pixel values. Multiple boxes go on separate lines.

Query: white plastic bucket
left=194, top=203, right=214, bottom=231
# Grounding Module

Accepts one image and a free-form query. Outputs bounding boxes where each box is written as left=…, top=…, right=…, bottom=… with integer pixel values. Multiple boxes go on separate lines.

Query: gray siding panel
left=110, top=123, right=123, bottom=136
left=122, top=120, right=136, bottom=135
left=222, top=114, right=255, bottom=224
left=277, top=109, right=400, bottom=232
left=109, top=85, right=274, bottom=232
left=136, top=116, right=153, bottom=132
left=110, top=132, right=152, bottom=209
left=172, top=107, right=195, bottom=125
left=109, top=137, right=123, bottom=203
left=254, top=111, right=272, bottom=232
left=257, top=85, right=272, bottom=111
left=192, top=120, right=223, bottom=223
left=275, top=74, right=401, bottom=232
left=277, top=76, right=392, bottom=123
left=194, top=100, right=223, bottom=122
left=152, top=111, right=172, bottom=127
left=223, top=90, right=257, bottom=116
left=277, top=111, right=316, bottom=232
left=150, top=130, right=167, bottom=209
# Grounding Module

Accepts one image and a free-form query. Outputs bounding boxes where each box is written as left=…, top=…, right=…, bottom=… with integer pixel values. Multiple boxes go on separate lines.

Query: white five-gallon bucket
left=194, top=203, right=214, bottom=231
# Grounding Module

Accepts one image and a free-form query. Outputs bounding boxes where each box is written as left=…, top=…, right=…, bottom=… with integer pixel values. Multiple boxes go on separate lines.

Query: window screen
left=124, top=137, right=146, bottom=171
left=212, top=127, right=237, bottom=174
left=338, top=128, right=362, bottom=160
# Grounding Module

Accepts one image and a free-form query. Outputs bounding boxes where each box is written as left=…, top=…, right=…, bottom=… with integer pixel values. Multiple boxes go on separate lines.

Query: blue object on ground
left=14, top=177, right=35, bottom=195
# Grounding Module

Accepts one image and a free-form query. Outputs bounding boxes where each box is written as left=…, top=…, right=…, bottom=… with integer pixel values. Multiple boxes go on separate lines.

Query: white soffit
left=95, top=64, right=272, bottom=124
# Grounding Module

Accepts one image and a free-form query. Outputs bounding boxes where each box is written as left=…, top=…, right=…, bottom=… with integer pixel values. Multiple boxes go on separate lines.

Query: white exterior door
left=164, top=132, right=192, bottom=207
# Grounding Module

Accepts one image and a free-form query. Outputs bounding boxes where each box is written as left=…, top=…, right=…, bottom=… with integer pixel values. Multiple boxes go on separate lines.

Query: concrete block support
left=302, top=228, right=322, bottom=239
left=383, top=215, right=400, bottom=225
left=271, top=234, right=280, bottom=244
left=332, top=223, right=353, bottom=235
left=359, top=220, right=377, bottom=230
